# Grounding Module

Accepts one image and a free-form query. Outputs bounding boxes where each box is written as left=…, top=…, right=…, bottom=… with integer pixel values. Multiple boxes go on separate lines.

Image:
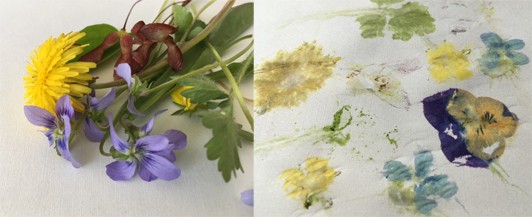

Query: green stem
left=180, top=0, right=217, bottom=44
left=236, top=52, right=254, bottom=84
left=142, top=39, right=254, bottom=96
left=179, top=0, right=235, bottom=52
left=68, top=109, right=89, bottom=145
left=90, top=0, right=235, bottom=90
left=279, top=7, right=385, bottom=28
left=206, top=42, right=254, bottom=130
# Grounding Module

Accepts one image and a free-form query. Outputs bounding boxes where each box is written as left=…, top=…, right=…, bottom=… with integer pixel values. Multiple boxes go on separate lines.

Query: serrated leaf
left=172, top=5, right=193, bottom=40
left=356, top=14, right=386, bottom=39
left=180, top=75, right=228, bottom=104
left=208, top=3, right=253, bottom=48
left=202, top=106, right=244, bottom=182
left=388, top=2, right=436, bottom=41
left=371, top=0, right=404, bottom=6
left=75, top=24, right=118, bottom=61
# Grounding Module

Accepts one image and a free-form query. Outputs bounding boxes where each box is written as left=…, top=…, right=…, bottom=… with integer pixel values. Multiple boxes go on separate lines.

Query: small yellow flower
left=171, top=86, right=197, bottom=111
left=280, top=157, right=337, bottom=208
left=427, top=42, right=472, bottom=83
left=24, top=32, right=96, bottom=113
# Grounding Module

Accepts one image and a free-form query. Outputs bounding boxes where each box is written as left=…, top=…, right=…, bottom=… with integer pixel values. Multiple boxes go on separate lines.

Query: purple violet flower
left=24, top=95, right=80, bottom=168
left=83, top=87, right=117, bottom=142
left=241, top=189, right=254, bottom=206
left=115, top=63, right=144, bottom=117
left=105, top=113, right=186, bottom=182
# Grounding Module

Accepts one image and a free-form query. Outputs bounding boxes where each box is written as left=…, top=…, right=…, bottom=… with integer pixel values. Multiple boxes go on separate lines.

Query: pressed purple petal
left=141, top=153, right=181, bottom=181
left=116, top=63, right=132, bottom=88
left=241, top=189, right=254, bottom=206
left=107, top=114, right=131, bottom=153
left=138, top=164, right=158, bottom=182
left=136, top=135, right=169, bottom=152
left=422, top=89, right=490, bottom=168
left=24, top=106, right=56, bottom=129
left=91, top=87, right=116, bottom=111
left=127, top=95, right=145, bottom=117
left=83, top=118, right=104, bottom=142
left=140, top=109, right=167, bottom=135
left=55, top=95, right=74, bottom=118
left=163, top=130, right=187, bottom=150
left=106, top=161, right=137, bottom=181
left=56, top=116, right=81, bottom=168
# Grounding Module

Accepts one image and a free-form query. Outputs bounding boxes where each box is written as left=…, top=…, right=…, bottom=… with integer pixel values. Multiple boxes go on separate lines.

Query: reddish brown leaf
left=140, top=23, right=176, bottom=42
left=164, top=37, right=184, bottom=71
left=79, top=31, right=119, bottom=62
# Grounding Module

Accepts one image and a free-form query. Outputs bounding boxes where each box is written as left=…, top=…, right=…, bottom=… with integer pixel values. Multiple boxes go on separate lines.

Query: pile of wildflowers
left=23, top=0, right=254, bottom=184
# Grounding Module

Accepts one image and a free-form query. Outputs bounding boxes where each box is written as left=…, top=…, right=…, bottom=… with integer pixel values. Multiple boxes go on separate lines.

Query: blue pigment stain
left=414, top=151, right=433, bottom=178
left=383, top=161, right=412, bottom=181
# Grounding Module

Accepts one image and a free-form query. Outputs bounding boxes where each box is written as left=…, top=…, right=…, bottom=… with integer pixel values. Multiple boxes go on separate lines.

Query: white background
left=255, top=0, right=532, bottom=216
left=0, top=0, right=253, bottom=216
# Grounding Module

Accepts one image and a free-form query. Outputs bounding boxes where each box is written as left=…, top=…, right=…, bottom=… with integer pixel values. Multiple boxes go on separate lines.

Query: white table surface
left=0, top=0, right=253, bottom=216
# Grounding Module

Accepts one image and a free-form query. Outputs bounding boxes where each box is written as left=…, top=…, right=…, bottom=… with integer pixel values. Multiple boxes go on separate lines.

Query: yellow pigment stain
left=255, top=41, right=341, bottom=114
left=427, top=42, right=472, bottom=83
left=280, top=157, right=338, bottom=209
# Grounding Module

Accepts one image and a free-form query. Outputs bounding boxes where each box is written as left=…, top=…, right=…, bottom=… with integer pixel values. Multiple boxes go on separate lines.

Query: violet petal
left=241, top=189, right=254, bottom=206
left=24, top=106, right=56, bottom=129
left=136, top=135, right=169, bottom=152
left=115, top=63, right=132, bottom=88
left=57, top=115, right=81, bottom=168
left=163, top=130, right=187, bottom=150
left=141, top=153, right=181, bottom=181
left=138, top=164, right=158, bottom=182
left=83, top=118, right=104, bottom=142
left=140, top=109, right=167, bottom=135
left=55, top=95, right=74, bottom=118
left=106, top=161, right=137, bottom=181
left=91, top=87, right=116, bottom=111
left=107, top=114, right=131, bottom=153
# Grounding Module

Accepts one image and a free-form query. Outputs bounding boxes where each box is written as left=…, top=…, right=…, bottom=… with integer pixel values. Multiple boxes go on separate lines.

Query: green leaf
left=208, top=3, right=253, bottom=48
left=201, top=106, right=244, bottom=182
left=356, top=14, right=387, bottom=39
left=172, top=5, right=193, bottom=40
left=207, top=61, right=253, bottom=80
left=180, top=75, right=228, bottom=104
left=75, top=24, right=118, bottom=61
left=388, top=2, right=436, bottom=41
left=371, top=0, right=404, bottom=6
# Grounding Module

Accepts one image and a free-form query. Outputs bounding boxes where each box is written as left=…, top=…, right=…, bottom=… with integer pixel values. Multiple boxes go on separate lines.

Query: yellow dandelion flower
left=255, top=41, right=340, bottom=114
left=427, top=42, right=472, bottom=83
left=280, top=157, right=338, bottom=208
left=171, top=86, right=197, bottom=111
left=24, top=32, right=96, bottom=113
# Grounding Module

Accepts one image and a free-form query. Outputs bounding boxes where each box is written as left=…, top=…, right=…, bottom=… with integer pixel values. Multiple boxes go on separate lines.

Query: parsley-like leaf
left=356, top=14, right=386, bottom=39
left=180, top=75, right=228, bottom=104
left=388, top=2, right=436, bottom=41
left=202, top=105, right=244, bottom=182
